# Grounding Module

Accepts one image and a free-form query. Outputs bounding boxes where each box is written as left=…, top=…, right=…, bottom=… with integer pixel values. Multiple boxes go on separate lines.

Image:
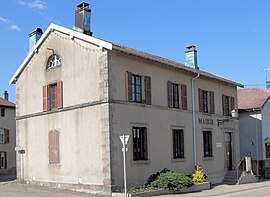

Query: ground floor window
left=266, top=143, right=270, bottom=158
left=203, top=131, right=212, bottom=157
left=133, top=127, right=148, bottom=160
left=173, top=129, right=184, bottom=158
left=0, top=152, right=7, bottom=169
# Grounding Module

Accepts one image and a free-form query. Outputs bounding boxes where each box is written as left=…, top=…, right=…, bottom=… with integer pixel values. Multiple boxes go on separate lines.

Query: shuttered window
left=167, top=81, right=173, bottom=108
left=173, top=129, right=184, bottom=159
left=210, top=91, right=215, bottom=114
left=203, top=131, right=212, bottom=157
left=43, top=81, right=63, bottom=112
left=49, top=130, right=60, bottom=164
left=126, top=71, right=133, bottom=102
left=222, top=94, right=234, bottom=116
left=0, top=129, right=9, bottom=144
left=133, top=127, right=148, bottom=160
left=202, top=90, right=208, bottom=113
left=198, top=88, right=203, bottom=112
left=181, top=85, right=187, bottom=110
left=4, top=129, right=9, bottom=144
left=145, top=76, right=151, bottom=105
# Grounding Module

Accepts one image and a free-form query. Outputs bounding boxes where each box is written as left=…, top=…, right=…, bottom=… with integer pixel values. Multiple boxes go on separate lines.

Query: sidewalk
left=161, top=180, right=270, bottom=197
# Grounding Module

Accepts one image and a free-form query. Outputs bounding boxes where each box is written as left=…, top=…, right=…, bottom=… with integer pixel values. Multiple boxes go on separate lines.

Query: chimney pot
left=2, top=91, right=8, bottom=101
left=266, top=80, right=270, bottom=91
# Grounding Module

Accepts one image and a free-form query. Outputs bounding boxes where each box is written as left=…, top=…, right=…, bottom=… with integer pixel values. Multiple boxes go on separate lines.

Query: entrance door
left=225, top=133, right=232, bottom=170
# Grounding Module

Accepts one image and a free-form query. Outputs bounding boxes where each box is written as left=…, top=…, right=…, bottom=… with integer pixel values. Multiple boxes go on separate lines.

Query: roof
left=237, top=88, right=270, bottom=110
left=9, top=23, right=244, bottom=88
left=0, top=98, right=15, bottom=108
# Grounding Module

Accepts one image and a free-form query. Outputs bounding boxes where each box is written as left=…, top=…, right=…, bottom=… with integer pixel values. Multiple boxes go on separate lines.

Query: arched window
left=46, top=54, right=61, bottom=69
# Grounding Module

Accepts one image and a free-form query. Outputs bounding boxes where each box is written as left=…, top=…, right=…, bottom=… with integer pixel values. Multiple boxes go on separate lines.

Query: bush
left=146, top=168, right=171, bottom=186
left=192, top=170, right=206, bottom=183
left=149, top=171, right=193, bottom=191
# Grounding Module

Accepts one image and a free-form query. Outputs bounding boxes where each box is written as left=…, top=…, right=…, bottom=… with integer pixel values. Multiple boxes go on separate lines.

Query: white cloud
left=0, top=16, right=11, bottom=24
left=17, top=0, right=47, bottom=10
left=9, top=25, right=21, bottom=32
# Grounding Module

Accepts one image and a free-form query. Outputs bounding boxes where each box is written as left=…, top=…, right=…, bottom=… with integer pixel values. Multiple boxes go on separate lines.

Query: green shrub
left=192, top=170, right=206, bottom=183
left=146, top=168, right=171, bottom=186
left=149, top=171, right=193, bottom=191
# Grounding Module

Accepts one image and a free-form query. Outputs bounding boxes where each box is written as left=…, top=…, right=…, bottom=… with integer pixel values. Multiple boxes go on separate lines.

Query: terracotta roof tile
left=237, top=88, right=270, bottom=110
left=0, top=98, right=15, bottom=108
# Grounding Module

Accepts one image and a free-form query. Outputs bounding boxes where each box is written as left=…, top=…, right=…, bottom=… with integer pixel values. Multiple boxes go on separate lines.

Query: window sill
left=171, top=158, right=186, bottom=162
left=131, top=160, right=150, bottom=165
left=202, top=156, right=214, bottom=160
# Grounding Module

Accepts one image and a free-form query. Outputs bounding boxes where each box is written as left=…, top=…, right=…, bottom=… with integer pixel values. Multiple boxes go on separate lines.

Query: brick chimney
left=28, top=28, right=43, bottom=51
left=2, top=91, right=8, bottom=101
left=73, top=2, right=93, bottom=36
left=185, top=45, right=199, bottom=70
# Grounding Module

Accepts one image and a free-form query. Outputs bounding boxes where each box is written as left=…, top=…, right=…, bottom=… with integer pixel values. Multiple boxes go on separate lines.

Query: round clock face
left=47, top=54, right=61, bottom=69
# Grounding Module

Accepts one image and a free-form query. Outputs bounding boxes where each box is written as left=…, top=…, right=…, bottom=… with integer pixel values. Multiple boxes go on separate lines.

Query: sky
left=1, top=0, right=270, bottom=103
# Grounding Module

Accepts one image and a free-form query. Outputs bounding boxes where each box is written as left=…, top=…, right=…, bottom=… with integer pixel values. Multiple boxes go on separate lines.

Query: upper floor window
left=168, top=81, right=187, bottom=110
left=43, top=81, right=63, bottom=112
left=126, top=71, right=151, bottom=105
left=0, top=108, right=4, bottom=117
left=133, top=127, right=148, bottom=161
left=222, top=95, right=235, bottom=116
left=199, top=89, right=215, bottom=114
left=46, top=54, right=61, bottom=69
left=132, top=75, right=142, bottom=103
left=0, top=128, right=9, bottom=144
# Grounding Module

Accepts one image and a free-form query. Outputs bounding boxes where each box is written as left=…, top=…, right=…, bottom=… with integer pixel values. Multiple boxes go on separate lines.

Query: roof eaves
left=112, top=45, right=244, bottom=88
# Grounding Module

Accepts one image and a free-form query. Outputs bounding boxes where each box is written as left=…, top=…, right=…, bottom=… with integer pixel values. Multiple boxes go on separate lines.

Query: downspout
left=192, top=73, right=200, bottom=167
left=252, top=108, right=259, bottom=176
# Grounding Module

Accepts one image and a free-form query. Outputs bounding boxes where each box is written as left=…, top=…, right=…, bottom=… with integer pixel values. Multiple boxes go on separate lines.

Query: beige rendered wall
left=0, top=107, right=16, bottom=173
left=15, top=31, right=110, bottom=190
left=108, top=51, right=240, bottom=187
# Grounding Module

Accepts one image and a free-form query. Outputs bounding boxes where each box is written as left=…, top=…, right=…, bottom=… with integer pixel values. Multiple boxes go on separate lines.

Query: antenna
left=262, top=68, right=270, bottom=81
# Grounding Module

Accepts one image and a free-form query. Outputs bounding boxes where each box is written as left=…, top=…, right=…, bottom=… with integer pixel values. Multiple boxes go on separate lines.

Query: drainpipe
left=192, top=73, right=200, bottom=167
left=253, top=108, right=259, bottom=176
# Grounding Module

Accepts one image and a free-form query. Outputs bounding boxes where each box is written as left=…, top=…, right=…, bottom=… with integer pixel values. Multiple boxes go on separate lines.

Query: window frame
left=46, top=54, right=61, bottom=69
left=0, top=129, right=4, bottom=144
left=48, top=83, right=57, bottom=111
left=0, top=108, right=4, bottom=117
left=131, top=75, right=142, bottom=103
left=225, top=96, right=230, bottom=116
left=172, top=83, right=180, bottom=108
left=266, top=143, right=270, bottom=158
left=203, top=131, right=213, bottom=157
left=173, top=129, right=185, bottom=159
left=202, top=90, right=208, bottom=113
left=132, top=126, right=148, bottom=161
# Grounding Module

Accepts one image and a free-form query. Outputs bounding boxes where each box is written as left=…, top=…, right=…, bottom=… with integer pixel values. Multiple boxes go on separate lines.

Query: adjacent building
left=238, top=87, right=270, bottom=178
left=0, top=91, right=16, bottom=175
left=10, top=2, right=243, bottom=195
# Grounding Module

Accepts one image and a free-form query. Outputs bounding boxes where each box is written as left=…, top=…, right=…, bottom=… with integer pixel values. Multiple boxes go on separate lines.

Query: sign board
left=15, top=146, right=24, bottom=151
left=198, top=118, right=214, bottom=125
left=216, top=143, right=222, bottom=148
left=18, top=150, right=25, bottom=154
left=120, top=135, right=129, bottom=146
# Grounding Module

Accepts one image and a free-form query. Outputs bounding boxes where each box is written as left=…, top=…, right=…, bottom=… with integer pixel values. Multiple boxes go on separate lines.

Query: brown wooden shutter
left=4, top=129, right=9, bottom=144
left=126, top=71, right=132, bottom=102
left=167, top=81, right=173, bottom=108
left=143, top=128, right=148, bottom=160
left=181, top=84, right=187, bottom=110
left=210, top=91, right=215, bottom=114
left=49, top=131, right=53, bottom=163
left=57, top=81, right=63, bottom=109
left=231, top=96, right=235, bottom=112
left=222, top=94, right=226, bottom=115
left=198, top=88, right=203, bottom=112
left=43, top=85, right=48, bottom=112
left=55, top=130, right=60, bottom=163
left=144, top=76, right=151, bottom=105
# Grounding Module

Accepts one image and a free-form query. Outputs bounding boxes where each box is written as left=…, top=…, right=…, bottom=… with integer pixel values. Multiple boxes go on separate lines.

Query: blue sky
left=1, top=0, right=270, bottom=102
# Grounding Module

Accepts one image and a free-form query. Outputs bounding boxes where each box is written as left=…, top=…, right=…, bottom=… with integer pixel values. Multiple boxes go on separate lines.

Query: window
left=266, top=143, right=270, bottom=158
left=172, top=84, right=179, bottom=108
left=0, top=108, right=4, bottom=117
left=126, top=72, right=151, bottom=104
left=173, top=129, right=184, bottom=159
left=202, top=90, right=208, bottom=113
left=49, top=130, right=60, bottom=164
left=203, top=131, right=212, bottom=157
left=133, top=127, right=148, bottom=160
left=222, top=95, right=235, bottom=116
left=0, top=129, right=9, bottom=144
left=199, top=89, right=215, bottom=114
left=132, top=75, right=142, bottom=103
left=168, top=81, right=187, bottom=109
left=43, top=81, right=63, bottom=112
left=46, top=54, right=61, bottom=69
left=0, top=152, right=7, bottom=169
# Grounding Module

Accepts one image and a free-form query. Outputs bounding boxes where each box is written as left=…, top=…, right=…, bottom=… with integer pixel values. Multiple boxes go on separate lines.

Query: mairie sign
left=198, top=118, right=214, bottom=125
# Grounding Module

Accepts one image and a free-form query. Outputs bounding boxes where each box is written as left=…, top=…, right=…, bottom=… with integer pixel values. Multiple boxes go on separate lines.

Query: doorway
left=225, top=132, right=232, bottom=170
